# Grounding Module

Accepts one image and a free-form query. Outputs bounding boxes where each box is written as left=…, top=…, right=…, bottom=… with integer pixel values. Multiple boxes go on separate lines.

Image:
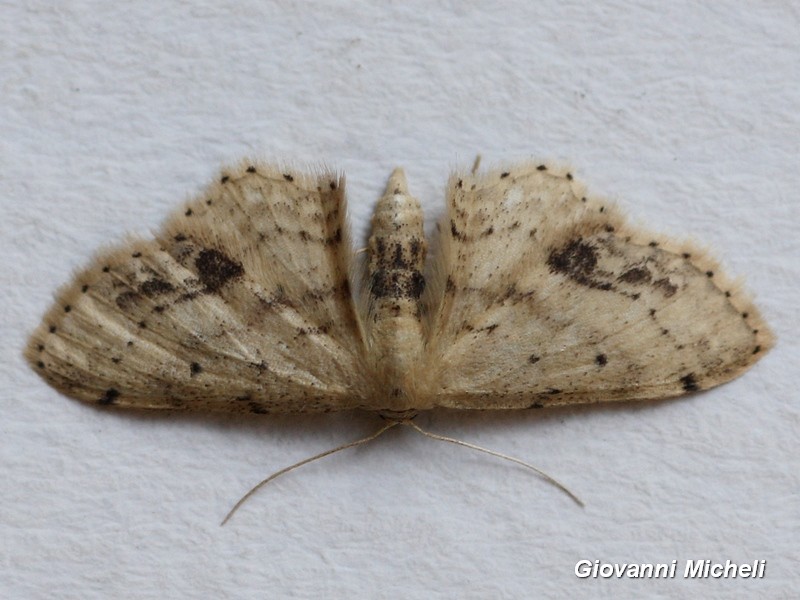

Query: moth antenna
left=221, top=420, right=400, bottom=525
left=402, top=420, right=584, bottom=507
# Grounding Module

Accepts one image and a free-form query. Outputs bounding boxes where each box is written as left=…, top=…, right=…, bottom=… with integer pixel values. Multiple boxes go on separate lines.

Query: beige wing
left=416, top=163, right=773, bottom=409
left=26, top=163, right=370, bottom=414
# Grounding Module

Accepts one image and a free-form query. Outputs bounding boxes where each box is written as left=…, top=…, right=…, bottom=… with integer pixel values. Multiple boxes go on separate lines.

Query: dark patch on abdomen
left=374, top=239, right=423, bottom=271
left=392, top=243, right=408, bottom=269
left=195, top=248, right=244, bottom=292
left=410, top=238, right=422, bottom=259
left=370, top=269, right=425, bottom=299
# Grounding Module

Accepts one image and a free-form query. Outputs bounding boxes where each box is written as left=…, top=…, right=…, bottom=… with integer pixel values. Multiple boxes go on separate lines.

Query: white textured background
left=2, top=2, right=798, bottom=598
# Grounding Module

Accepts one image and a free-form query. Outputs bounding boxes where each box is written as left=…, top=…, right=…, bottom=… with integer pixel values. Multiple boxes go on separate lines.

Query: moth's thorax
left=365, top=168, right=428, bottom=411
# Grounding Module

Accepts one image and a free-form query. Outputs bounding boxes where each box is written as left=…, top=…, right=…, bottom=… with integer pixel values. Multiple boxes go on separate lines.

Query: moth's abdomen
left=368, top=174, right=426, bottom=301
left=365, top=168, right=427, bottom=411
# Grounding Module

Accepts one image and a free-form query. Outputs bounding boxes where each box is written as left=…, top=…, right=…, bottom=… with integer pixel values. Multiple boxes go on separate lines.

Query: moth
left=26, top=161, right=773, bottom=520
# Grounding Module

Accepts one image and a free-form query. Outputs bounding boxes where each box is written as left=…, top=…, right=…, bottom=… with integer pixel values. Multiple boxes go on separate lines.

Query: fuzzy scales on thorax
left=365, top=168, right=427, bottom=416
